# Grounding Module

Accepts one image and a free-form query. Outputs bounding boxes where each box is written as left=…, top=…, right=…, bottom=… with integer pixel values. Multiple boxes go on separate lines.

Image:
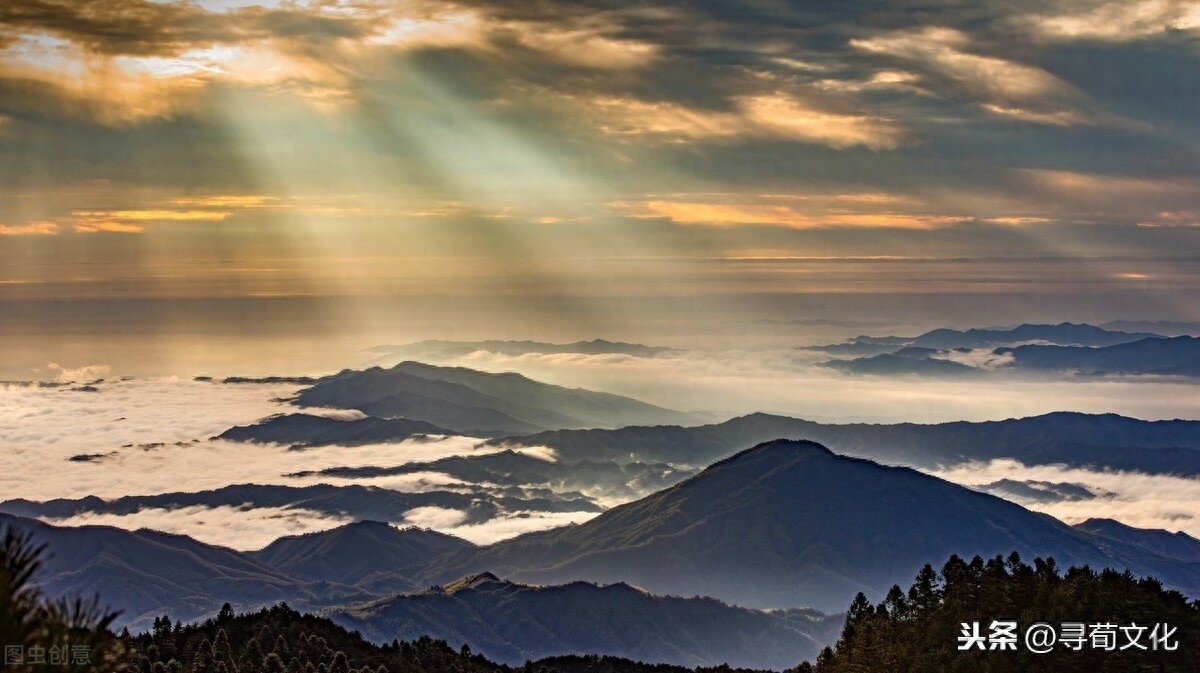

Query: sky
left=2, top=0, right=1200, bottom=376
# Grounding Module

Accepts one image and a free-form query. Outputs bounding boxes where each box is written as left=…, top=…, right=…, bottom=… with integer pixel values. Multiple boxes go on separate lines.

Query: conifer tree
left=0, top=525, right=127, bottom=672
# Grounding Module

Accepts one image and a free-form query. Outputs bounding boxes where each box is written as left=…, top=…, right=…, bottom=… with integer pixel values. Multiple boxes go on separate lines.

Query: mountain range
left=289, top=449, right=696, bottom=503
left=5, top=437, right=1200, bottom=668
left=429, top=440, right=1200, bottom=612
left=328, top=572, right=840, bottom=669
left=811, top=323, right=1200, bottom=378
left=997, top=335, right=1200, bottom=376
left=0, top=482, right=601, bottom=524
left=1074, top=517, right=1200, bottom=565
left=0, top=512, right=374, bottom=631
left=215, top=360, right=1200, bottom=481
left=218, top=413, right=453, bottom=448
left=290, top=361, right=698, bottom=435
left=811, top=322, right=1163, bottom=352
left=249, top=520, right=473, bottom=593
left=367, top=339, right=678, bottom=362
left=503, top=411, right=1200, bottom=477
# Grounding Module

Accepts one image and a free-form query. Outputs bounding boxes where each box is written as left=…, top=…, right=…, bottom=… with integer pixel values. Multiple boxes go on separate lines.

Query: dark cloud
left=0, top=0, right=1198, bottom=337
left=0, top=0, right=236, bottom=56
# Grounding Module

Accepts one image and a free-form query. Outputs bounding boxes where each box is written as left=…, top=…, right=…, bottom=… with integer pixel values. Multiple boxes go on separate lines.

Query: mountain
left=998, top=335, right=1200, bottom=376
left=328, top=572, right=839, bottom=670
left=975, top=478, right=1101, bottom=504
left=432, top=440, right=1200, bottom=612
left=817, top=351, right=983, bottom=377
left=801, top=341, right=903, bottom=357
left=124, top=604, right=517, bottom=673
left=1102, top=320, right=1200, bottom=336
left=1074, top=518, right=1200, bottom=564
left=816, top=332, right=1200, bottom=379
left=850, top=322, right=1162, bottom=350
left=250, top=521, right=473, bottom=593
left=0, top=513, right=371, bottom=632
left=0, top=482, right=601, bottom=523
left=293, top=361, right=696, bottom=435
left=291, top=450, right=698, bottom=502
left=218, top=413, right=454, bottom=447
left=504, top=411, right=1200, bottom=476
left=368, top=339, right=678, bottom=361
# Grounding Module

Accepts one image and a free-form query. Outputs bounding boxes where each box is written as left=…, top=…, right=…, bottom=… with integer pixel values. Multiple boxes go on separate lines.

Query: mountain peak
left=438, top=432, right=1200, bottom=613
left=442, top=572, right=505, bottom=593
left=708, top=438, right=836, bottom=469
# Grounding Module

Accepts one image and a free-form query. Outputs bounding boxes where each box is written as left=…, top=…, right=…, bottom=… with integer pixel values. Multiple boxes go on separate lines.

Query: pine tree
left=0, top=525, right=128, bottom=672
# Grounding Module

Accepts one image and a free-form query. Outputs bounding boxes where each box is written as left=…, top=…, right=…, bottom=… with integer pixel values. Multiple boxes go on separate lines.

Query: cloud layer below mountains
left=426, top=346, right=1200, bottom=423
left=3, top=367, right=1197, bottom=548
left=929, top=460, right=1200, bottom=536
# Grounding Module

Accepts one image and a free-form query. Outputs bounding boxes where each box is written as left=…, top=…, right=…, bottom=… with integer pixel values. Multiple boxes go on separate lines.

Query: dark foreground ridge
left=117, top=554, right=1200, bottom=673
left=327, top=570, right=839, bottom=669
left=5, top=522, right=1198, bottom=673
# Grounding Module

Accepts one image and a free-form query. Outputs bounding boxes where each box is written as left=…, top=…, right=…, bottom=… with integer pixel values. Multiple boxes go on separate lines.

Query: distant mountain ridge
left=845, top=322, right=1162, bottom=350
left=292, top=361, right=697, bottom=435
left=0, top=513, right=376, bottom=632
left=219, top=413, right=453, bottom=447
left=291, top=449, right=697, bottom=502
left=0, top=482, right=601, bottom=523
left=250, top=520, right=474, bottom=593
left=1074, top=518, right=1200, bottom=564
left=503, top=411, right=1200, bottom=476
left=808, top=323, right=1200, bottom=378
left=998, top=334, right=1200, bottom=376
left=328, top=572, right=839, bottom=669
left=368, top=339, right=678, bottom=361
left=820, top=335, right=1200, bottom=378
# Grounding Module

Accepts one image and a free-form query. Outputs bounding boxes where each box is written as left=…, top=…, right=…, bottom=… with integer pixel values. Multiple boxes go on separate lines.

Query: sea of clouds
left=3, top=349, right=1198, bottom=549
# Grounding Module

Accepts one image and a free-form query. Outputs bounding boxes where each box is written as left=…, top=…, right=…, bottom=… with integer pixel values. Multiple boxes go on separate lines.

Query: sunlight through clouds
left=1, top=0, right=1199, bottom=562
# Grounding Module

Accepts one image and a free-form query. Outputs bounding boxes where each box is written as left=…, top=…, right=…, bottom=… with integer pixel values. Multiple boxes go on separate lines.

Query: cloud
left=72, top=221, right=144, bottom=233
left=400, top=504, right=469, bottom=529
left=4, top=358, right=1200, bottom=550
left=46, top=362, right=112, bottom=383
left=607, top=189, right=981, bottom=230
left=931, top=348, right=1016, bottom=369
left=738, top=94, right=906, bottom=149
left=401, top=505, right=597, bottom=545
left=854, top=27, right=1060, bottom=95
left=71, top=209, right=230, bottom=221
left=928, top=459, right=1200, bottom=537
left=850, top=26, right=1098, bottom=126
left=1016, top=169, right=1200, bottom=224
left=0, top=378, right=299, bottom=500
left=403, top=345, right=1200, bottom=425
left=293, top=407, right=369, bottom=422
left=0, top=2, right=472, bottom=122
left=167, top=195, right=278, bottom=208
left=615, top=198, right=969, bottom=229
left=509, top=444, right=558, bottom=462
left=579, top=92, right=905, bottom=149
left=0, top=377, right=523, bottom=502
left=1028, top=0, right=1200, bottom=41
left=44, top=504, right=354, bottom=551
left=341, top=471, right=472, bottom=493
left=0, top=221, right=58, bottom=235
left=496, top=21, right=659, bottom=70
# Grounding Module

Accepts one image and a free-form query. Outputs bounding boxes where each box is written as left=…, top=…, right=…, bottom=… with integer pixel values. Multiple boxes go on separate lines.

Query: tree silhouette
left=1, top=525, right=127, bottom=672
left=807, top=552, right=1200, bottom=673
